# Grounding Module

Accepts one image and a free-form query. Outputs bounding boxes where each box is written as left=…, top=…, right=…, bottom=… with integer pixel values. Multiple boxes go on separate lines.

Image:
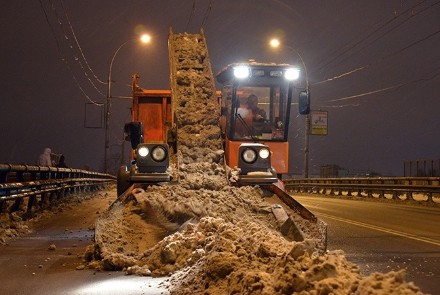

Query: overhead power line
left=200, top=0, right=213, bottom=29
left=314, top=0, right=429, bottom=73
left=322, top=68, right=440, bottom=104
left=185, top=0, right=213, bottom=31
left=186, top=0, right=197, bottom=31
left=48, top=0, right=105, bottom=96
left=60, top=0, right=107, bottom=85
left=338, top=0, right=440, bottom=67
left=38, top=0, right=104, bottom=106
left=313, top=27, right=440, bottom=86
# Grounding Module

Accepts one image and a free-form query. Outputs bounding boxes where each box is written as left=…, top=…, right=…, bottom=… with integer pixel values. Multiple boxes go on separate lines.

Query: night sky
left=1, top=1, right=439, bottom=176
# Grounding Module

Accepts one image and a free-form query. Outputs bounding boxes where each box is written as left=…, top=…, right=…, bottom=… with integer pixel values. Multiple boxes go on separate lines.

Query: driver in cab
left=246, top=94, right=266, bottom=122
left=236, top=94, right=267, bottom=137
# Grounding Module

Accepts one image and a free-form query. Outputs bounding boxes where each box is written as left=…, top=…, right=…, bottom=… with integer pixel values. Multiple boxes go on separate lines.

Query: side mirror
left=124, top=122, right=144, bottom=149
left=298, top=90, right=310, bottom=115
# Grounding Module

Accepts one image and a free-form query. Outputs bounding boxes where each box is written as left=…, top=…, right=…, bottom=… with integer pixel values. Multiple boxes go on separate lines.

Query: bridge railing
left=0, top=163, right=116, bottom=215
left=283, top=177, right=440, bottom=204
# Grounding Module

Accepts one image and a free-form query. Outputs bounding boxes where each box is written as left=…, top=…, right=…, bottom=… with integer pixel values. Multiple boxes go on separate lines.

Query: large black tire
left=117, top=165, right=130, bottom=197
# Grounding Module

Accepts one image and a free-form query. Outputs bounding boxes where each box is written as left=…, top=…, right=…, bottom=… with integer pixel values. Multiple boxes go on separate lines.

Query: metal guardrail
left=0, top=163, right=116, bottom=215
left=284, top=177, right=440, bottom=204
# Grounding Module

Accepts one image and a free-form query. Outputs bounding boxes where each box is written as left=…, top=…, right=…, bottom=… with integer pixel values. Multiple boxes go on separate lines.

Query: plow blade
left=264, top=183, right=318, bottom=223
left=263, top=183, right=327, bottom=252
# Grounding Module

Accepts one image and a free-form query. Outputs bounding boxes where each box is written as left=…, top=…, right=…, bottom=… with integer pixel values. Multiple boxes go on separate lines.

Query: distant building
left=320, top=164, right=341, bottom=178
left=320, top=164, right=381, bottom=178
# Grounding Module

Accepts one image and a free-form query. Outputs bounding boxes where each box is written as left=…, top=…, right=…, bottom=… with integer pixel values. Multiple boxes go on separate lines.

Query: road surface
left=294, top=194, right=440, bottom=295
left=0, top=191, right=170, bottom=295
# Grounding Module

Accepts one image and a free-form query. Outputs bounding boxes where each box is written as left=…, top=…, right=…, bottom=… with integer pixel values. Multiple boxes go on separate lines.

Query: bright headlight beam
left=233, top=66, right=250, bottom=79
left=259, top=148, right=270, bottom=159
left=138, top=146, right=149, bottom=157
left=285, top=68, right=300, bottom=80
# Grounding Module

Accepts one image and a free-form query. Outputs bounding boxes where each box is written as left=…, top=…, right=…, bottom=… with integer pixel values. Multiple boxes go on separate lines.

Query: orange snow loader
left=117, top=30, right=326, bottom=250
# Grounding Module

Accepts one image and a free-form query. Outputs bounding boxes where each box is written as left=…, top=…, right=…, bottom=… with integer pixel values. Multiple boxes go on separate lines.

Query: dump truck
left=116, top=28, right=326, bottom=250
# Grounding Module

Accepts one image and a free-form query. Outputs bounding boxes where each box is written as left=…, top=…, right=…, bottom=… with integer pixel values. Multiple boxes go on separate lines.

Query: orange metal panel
left=138, top=102, right=164, bottom=142
left=132, top=90, right=172, bottom=143
left=138, top=89, right=172, bottom=97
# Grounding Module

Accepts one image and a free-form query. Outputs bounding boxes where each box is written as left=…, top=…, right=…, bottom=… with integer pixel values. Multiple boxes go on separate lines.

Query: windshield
left=228, top=84, right=290, bottom=141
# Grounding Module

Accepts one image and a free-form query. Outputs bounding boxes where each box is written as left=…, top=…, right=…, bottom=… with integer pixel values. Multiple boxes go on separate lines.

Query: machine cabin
left=216, top=62, right=301, bottom=175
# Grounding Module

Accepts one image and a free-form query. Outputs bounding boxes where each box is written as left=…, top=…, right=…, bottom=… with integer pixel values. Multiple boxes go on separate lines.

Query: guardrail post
left=59, top=188, right=65, bottom=200
left=41, top=191, right=50, bottom=209
left=49, top=191, right=57, bottom=205
left=27, top=195, right=36, bottom=215
left=426, top=192, right=433, bottom=203
left=0, top=200, right=6, bottom=213
left=405, top=191, right=414, bottom=201
left=11, top=198, right=23, bottom=212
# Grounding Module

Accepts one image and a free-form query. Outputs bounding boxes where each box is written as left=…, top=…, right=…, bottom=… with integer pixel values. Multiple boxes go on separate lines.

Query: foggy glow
left=233, top=66, right=250, bottom=79
left=138, top=146, right=149, bottom=157
left=285, top=68, right=300, bottom=80
left=259, top=148, right=270, bottom=159
left=270, top=38, right=280, bottom=48
left=140, top=34, right=151, bottom=44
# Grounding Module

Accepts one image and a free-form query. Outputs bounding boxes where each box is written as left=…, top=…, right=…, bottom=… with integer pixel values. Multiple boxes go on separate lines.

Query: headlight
left=138, top=146, right=149, bottom=157
left=151, top=146, right=167, bottom=162
left=259, top=148, right=270, bottom=159
left=135, top=143, right=170, bottom=174
left=284, top=68, right=300, bottom=80
left=238, top=143, right=273, bottom=175
left=242, top=148, right=257, bottom=163
left=233, top=66, right=250, bottom=79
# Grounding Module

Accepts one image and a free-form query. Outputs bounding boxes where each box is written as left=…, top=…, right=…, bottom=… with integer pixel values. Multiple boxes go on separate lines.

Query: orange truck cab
left=117, top=75, right=174, bottom=196
left=216, top=61, right=310, bottom=184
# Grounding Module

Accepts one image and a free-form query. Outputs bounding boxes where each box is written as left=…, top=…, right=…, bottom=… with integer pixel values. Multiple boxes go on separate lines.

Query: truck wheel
left=117, top=165, right=130, bottom=197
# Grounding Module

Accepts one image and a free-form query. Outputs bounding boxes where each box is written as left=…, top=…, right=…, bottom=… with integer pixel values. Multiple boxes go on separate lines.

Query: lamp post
left=270, top=38, right=310, bottom=178
left=104, top=34, right=151, bottom=173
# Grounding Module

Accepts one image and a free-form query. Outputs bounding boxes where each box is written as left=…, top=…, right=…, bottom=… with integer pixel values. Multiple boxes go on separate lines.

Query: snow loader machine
left=117, top=28, right=327, bottom=250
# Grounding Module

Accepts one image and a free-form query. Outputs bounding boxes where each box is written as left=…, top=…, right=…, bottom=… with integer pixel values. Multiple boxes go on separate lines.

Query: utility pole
left=304, top=113, right=310, bottom=178
left=103, top=34, right=151, bottom=173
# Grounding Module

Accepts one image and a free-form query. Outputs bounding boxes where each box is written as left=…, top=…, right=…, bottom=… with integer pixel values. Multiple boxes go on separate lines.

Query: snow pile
left=88, top=167, right=425, bottom=294
left=0, top=211, right=31, bottom=245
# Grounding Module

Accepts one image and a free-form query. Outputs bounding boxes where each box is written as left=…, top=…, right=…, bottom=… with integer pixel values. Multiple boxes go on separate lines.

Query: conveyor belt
left=168, top=28, right=223, bottom=165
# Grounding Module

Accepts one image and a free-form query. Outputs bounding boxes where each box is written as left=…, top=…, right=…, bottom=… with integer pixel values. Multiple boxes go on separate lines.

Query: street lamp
left=270, top=38, right=310, bottom=178
left=104, top=34, right=151, bottom=173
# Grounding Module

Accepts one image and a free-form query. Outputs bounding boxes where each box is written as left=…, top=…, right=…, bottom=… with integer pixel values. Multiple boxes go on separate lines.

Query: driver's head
left=247, top=94, right=258, bottom=108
